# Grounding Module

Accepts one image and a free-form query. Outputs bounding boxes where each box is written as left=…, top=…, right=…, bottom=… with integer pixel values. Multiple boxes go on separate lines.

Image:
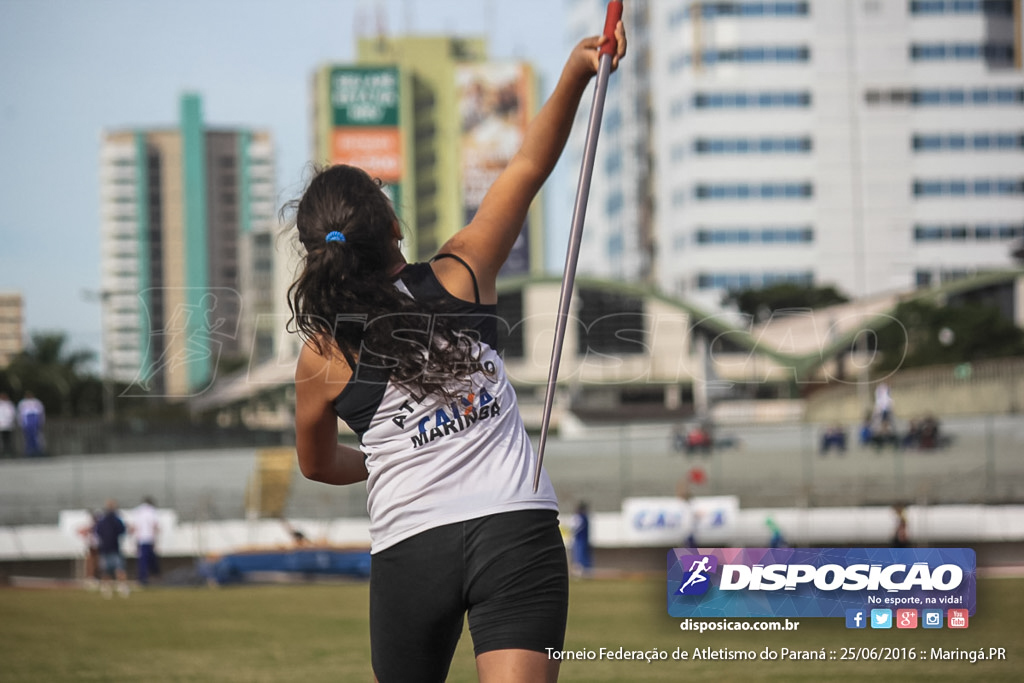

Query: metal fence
left=544, top=415, right=1024, bottom=512
left=1, top=414, right=1021, bottom=526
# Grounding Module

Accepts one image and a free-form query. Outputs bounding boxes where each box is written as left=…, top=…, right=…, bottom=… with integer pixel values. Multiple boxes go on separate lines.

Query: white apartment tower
left=567, top=0, right=658, bottom=285
left=566, top=0, right=1024, bottom=310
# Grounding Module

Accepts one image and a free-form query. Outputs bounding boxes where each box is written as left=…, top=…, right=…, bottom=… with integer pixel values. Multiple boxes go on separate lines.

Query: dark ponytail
left=285, top=165, right=483, bottom=398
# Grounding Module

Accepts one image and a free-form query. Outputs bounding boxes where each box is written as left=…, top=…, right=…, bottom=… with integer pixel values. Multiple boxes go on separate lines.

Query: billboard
left=456, top=62, right=532, bottom=276
left=329, top=67, right=402, bottom=183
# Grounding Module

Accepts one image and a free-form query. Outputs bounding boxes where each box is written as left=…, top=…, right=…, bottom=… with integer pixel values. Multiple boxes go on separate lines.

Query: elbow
left=298, top=462, right=330, bottom=484
left=296, top=450, right=331, bottom=483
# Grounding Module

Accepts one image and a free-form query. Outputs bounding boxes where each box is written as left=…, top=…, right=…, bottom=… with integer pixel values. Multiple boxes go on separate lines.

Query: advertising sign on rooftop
left=330, top=67, right=402, bottom=183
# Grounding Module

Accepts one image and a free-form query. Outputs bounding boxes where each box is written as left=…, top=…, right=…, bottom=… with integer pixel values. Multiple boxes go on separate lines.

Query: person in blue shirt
left=572, top=501, right=593, bottom=576
left=95, top=499, right=129, bottom=598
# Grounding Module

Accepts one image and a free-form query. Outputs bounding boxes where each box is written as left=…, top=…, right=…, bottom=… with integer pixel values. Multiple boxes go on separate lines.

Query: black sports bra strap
left=430, top=253, right=481, bottom=304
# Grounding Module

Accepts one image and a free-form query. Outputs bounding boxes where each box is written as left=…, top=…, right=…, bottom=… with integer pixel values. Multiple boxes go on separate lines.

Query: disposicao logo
left=676, top=555, right=718, bottom=596
left=667, top=548, right=976, bottom=619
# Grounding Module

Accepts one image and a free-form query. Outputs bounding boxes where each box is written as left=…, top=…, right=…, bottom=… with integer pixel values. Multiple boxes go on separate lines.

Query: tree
left=874, top=300, right=1024, bottom=373
left=0, top=332, right=104, bottom=417
left=722, top=283, right=850, bottom=322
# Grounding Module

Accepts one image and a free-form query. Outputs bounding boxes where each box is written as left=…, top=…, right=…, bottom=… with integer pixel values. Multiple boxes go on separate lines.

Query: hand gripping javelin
left=533, top=1, right=624, bottom=492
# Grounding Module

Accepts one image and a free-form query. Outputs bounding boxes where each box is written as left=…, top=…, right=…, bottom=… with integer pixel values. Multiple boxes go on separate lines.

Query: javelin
left=534, top=0, right=623, bottom=492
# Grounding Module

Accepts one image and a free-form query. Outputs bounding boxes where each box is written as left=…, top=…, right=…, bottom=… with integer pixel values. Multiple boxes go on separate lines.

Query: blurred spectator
left=570, top=501, right=593, bottom=577
left=858, top=412, right=874, bottom=448
left=918, top=414, right=941, bottom=450
left=901, top=414, right=944, bottom=451
left=78, top=509, right=102, bottom=588
left=282, top=519, right=311, bottom=547
left=766, top=516, right=787, bottom=548
left=672, top=424, right=687, bottom=452
left=873, top=382, right=894, bottom=423
left=674, top=421, right=739, bottom=455
left=902, top=418, right=922, bottom=450
left=95, top=499, right=130, bottom=598
left=17, top=391, right=45, bottom=457
left=870, top=417, right=900, bottom=450
left=892, top=505, right=910, bottom=548
left=0, top=392, right=15, bottom=457
left=684, top=423, right=713, bottom=455
left=130, top=496, right=160, bottom=586
left=819, top=424, right=847, bottom=455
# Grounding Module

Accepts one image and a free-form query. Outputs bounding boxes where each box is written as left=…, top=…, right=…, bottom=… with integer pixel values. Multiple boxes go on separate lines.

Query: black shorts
left=369, top=509, right=568, bottom=682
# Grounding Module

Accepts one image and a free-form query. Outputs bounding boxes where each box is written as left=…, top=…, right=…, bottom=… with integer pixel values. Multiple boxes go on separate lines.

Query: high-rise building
left=310, top=35, right=544, bottom=276
left=99, top=94, right=277, bottom=398
left=567, top=0, right=1024, bottom=311
left=0, top=292, right=24, bottom=368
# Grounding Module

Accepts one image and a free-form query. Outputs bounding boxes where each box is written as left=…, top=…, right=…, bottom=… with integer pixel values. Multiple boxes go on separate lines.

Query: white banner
left=621, top=497, right=692, bottom=546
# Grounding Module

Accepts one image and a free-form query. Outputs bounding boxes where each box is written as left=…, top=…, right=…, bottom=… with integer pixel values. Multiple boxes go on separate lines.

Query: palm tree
left=0, top=333, right=103, bottom=417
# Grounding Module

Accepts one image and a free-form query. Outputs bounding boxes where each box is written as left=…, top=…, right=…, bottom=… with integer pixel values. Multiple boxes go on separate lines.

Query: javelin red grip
left=599, top=1, right=623, bottom=56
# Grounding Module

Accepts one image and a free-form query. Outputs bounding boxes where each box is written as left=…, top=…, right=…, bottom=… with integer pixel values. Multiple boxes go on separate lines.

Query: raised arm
left=435, top=21, right=627, bottom=303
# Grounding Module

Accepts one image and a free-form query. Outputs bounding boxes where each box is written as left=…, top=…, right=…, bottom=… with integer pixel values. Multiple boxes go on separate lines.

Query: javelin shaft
left=533, top=51, right=616, bottom=492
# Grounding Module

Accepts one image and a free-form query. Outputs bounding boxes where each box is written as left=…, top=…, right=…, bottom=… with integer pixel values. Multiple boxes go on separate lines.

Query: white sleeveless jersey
left=332, top=262, right=558, bottom=553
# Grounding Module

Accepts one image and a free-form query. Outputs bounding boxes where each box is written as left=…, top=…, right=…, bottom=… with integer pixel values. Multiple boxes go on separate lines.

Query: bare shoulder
left=295, top=340, right=328, bottom=381
left=296, top=339, right=354, bottom=402
left=432, top=243, right=498, bottom=305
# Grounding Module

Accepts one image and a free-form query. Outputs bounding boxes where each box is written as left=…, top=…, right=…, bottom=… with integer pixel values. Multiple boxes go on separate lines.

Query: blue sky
left=0, top=0, right=572, bottom=362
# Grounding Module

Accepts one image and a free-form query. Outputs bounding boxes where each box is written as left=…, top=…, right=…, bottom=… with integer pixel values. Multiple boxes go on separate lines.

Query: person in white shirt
left=130, top=496, right=160, bottom=585
left=0, top=392, right=15, bottom=457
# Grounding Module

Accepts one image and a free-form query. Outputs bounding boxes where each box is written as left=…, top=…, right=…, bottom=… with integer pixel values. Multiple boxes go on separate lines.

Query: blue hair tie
left=325, top=231, right=346, bottom=244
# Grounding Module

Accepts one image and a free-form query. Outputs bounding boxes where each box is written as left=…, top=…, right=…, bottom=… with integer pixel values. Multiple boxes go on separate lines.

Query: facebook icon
left=846, top=609, right=867, bottom=629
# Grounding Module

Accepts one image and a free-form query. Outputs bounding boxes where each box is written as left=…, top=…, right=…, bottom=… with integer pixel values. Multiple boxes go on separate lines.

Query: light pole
left=80, top=289, right=116, bottom=423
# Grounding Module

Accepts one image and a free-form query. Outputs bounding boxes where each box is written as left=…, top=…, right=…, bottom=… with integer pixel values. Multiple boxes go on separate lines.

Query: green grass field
left=1, top=577, right=1021, bottom=682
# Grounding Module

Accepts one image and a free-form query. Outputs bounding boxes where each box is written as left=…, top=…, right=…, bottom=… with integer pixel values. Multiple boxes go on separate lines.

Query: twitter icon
left=870, top=609, right=892, bottom=629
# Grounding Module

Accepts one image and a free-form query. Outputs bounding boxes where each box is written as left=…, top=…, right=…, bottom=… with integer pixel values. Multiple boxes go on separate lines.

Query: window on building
left=696, top=271, right=813, bottom=291
left=603, top=108, right=622, bottom=132
left=693, top=136, right=812, bottom=155
left=910, top=0, right=1013, bottom=13
left=870, top=87, right=1024, bottom=107
left=694, top=182, right=813, bottom=200
left=606, top=191, right=624, bottom=215
left=606, top=149, right=623, bottom=173
left=998, top=224, right=1023, bottom=239
left=576, top=288, right=646, bottom=356
left=693, top=45, right=810, bottom=64
left=914, top=222, right=1024, bottom=241
left=914, top=178, right=1024, bottom=196
left=495, top=290, right=524, bottom=359
left=693, top=90, right=811, bottom=109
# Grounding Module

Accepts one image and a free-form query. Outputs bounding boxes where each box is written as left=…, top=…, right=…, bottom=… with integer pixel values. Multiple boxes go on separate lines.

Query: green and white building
left=310, top=35, right=545, bottom=275
left=99, top=94, right=277, bottom=398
